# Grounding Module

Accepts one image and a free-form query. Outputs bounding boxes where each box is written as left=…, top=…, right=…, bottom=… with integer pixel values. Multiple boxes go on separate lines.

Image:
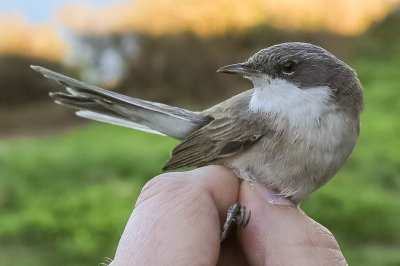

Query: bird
left=31, top=42, right=363, bottom=239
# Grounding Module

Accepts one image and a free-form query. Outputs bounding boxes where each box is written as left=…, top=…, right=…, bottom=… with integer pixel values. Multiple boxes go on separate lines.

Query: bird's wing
left=162, top=110, right=272, bottom=170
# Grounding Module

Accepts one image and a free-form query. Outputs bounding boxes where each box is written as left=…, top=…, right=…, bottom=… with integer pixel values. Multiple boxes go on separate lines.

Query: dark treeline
left=0, top=56, right=78, bottom=107
left=1, top=7, right=398, bottom=110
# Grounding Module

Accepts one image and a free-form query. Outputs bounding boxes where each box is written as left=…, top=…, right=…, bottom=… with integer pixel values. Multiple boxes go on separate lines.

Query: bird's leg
left=221, top=203, right=251, bottom=241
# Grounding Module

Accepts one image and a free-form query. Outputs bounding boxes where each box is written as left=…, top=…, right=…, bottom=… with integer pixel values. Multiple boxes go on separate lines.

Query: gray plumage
left=32, top=42, right=363, bottom=203
left=164, top=90, right=270, bottom=170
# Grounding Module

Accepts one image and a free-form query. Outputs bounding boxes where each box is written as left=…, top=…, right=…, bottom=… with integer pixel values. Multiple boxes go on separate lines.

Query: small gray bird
left=32, top=42, right=363, bottom=239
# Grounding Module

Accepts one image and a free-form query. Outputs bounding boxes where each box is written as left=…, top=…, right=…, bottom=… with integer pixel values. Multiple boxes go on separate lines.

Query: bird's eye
left=281, top=61, right=296, bottom=75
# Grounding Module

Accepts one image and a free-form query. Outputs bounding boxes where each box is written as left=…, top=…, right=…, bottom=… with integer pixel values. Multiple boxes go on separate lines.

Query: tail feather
left=76, top=111, right=166, bottom=136
left=31, top=66, right=211, bottom=140
left=50, top=92, right=165, bottom=135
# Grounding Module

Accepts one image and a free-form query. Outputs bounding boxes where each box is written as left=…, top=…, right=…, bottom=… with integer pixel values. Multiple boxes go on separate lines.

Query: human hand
left=109, top=166, right=347, bottom=266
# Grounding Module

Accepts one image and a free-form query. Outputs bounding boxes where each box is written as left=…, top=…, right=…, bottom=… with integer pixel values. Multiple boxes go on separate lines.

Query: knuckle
left=141, top=172, right=182, bottom=193
left=136, top=172, right=187, bottom=207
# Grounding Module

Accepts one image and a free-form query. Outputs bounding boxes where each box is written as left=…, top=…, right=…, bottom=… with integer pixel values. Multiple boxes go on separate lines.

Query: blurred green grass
left=1, top=27, right=400, bottom=266
left=0, top=127, right=178, bottom=265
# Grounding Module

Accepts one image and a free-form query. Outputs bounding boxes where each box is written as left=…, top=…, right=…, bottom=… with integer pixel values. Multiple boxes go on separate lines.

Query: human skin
left=108, top=166, right=347, bottom=266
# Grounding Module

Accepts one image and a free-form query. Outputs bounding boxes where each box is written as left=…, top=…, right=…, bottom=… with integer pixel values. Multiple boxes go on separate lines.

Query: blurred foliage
left=0, top=56, right=82, bottom=137
left=1, top=7, right=400, bottom=266
left=117, top=28, right=350, bottom=109
left=0, top=56, right=78, bottom=107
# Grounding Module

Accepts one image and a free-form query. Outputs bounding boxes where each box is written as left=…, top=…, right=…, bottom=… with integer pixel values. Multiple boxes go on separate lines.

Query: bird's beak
left=217, top=63, right=262, bottom=77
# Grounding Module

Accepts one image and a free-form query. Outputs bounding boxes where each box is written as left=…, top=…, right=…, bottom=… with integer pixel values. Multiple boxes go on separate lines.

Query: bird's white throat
left=249, top=76, right=332, bottom=127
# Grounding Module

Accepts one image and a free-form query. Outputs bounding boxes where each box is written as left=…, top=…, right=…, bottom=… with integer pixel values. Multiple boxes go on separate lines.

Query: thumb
left=237, top=182, right=347, bottom=266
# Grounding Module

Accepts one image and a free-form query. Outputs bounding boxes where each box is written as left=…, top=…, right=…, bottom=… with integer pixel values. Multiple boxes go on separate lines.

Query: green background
left=1, top=8, right=400, bottom=266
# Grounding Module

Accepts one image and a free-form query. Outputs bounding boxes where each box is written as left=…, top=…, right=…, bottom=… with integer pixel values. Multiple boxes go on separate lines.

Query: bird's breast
left=225, top=110, right=359, bottom=203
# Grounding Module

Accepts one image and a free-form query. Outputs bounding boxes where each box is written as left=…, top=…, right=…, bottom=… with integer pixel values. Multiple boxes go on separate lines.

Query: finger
left=218, top=229, right=250, bottom=266
left=237, top=183, right=347, bottom=266
left=110, top=165, right=239, bottom=266
left=183, top=165, right=241, bottom=223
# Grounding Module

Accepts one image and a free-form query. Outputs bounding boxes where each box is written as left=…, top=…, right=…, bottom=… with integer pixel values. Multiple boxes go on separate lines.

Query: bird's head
left=218, top=42, right=363, bottom=117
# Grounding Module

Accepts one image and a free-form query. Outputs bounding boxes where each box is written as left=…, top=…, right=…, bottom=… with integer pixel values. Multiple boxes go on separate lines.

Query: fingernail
left=254, top=183, right=296, bottom=206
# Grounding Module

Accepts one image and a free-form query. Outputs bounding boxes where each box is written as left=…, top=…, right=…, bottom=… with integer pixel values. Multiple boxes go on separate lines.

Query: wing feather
left=162, top=114, right=269, bottom=170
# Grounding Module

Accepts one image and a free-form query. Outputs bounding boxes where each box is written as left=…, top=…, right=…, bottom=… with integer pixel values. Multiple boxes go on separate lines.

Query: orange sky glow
left=0, top=15, right=66, bottom=61
left=0, top=0, right=399, bottom=61
left=58, top=0, right=400, bottom=35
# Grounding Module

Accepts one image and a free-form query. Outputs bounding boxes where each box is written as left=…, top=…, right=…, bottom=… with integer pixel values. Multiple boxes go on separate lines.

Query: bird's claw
left=221, top=203, right=251, bottom=241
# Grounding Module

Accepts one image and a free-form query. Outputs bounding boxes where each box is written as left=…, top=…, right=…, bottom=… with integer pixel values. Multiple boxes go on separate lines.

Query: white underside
left=249, top=76, right=332, bottom=130
left=226, top=76, right=358, bottom=202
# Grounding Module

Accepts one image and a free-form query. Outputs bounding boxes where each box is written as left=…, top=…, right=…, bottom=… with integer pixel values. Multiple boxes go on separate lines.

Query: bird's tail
left=31, top=66, right=211, bottom=140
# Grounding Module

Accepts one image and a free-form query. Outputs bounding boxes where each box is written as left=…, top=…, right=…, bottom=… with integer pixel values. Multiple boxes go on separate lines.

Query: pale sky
left=0, top=0, right=129, bottom=23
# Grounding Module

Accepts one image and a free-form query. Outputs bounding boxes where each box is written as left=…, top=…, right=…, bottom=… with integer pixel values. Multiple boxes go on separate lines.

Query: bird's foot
left=221, top=203, right=251, bottom=241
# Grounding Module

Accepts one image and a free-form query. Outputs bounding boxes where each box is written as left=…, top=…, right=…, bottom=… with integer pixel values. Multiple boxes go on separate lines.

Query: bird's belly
left=225, top=116, right=358, bottom=203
